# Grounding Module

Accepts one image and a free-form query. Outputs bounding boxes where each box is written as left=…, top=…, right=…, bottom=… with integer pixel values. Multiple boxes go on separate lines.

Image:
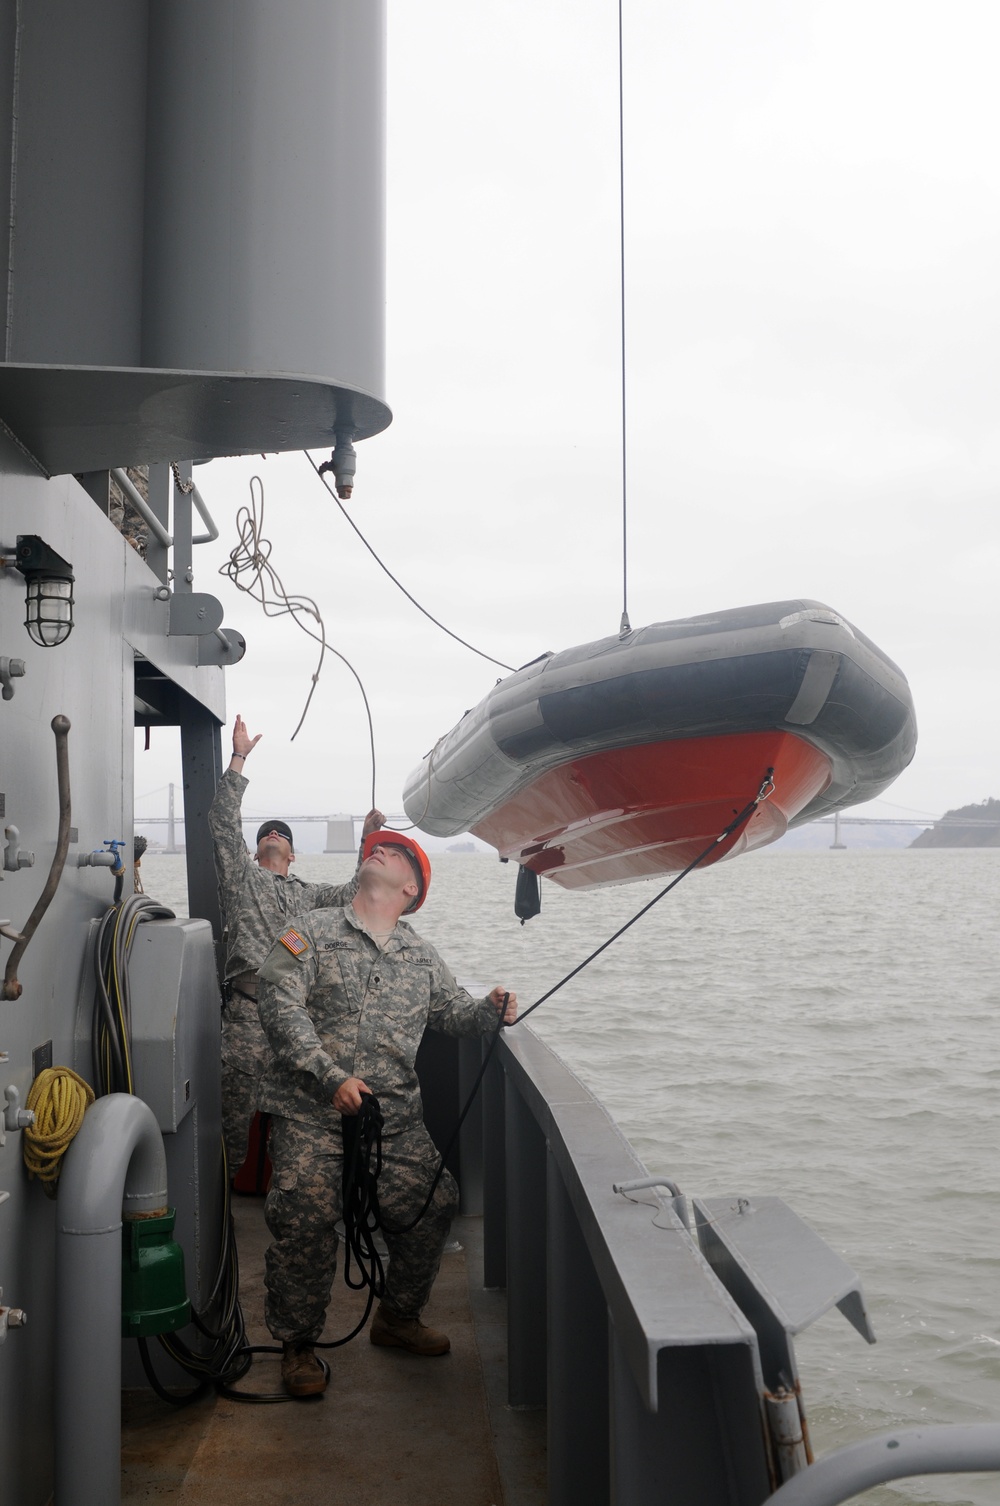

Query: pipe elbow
left=58, top=1094, right=167, bottom=1232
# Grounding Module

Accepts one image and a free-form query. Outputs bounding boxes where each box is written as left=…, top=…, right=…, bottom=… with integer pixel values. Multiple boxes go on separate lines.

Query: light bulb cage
left=9, top=535, right=75, bottom=648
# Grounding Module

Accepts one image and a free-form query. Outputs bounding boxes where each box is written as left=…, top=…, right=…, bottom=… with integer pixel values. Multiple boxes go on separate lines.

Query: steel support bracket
left=693, top=1194, right=875, bottom=1392
left=167, top=592, right=224, bottom=637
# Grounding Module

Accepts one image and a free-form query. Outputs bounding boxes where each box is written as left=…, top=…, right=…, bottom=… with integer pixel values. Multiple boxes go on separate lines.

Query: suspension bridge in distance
left=137, top=786, right=400, bottom=854
left=136, top=786, right=1000, bottom=855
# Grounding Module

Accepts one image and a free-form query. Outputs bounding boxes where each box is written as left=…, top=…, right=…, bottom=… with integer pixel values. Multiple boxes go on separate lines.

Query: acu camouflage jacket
left=208, top=769, right=361, bottom=982
left=256, top=903, right=498, bottom=1134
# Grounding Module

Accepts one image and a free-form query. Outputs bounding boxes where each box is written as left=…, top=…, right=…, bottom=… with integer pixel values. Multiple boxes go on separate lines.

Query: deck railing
left=418, top=1023, right=1000, bottom=1506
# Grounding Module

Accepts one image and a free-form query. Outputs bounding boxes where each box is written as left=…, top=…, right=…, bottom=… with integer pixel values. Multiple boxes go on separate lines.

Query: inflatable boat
left=402, top=600, right=917, bottom=890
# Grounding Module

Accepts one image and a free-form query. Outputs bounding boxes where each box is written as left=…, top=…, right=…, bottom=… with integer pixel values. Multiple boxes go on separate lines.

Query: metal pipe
left=763, top=1425, right=1000, bottom=1506
left=190, top=482, right=219, bottom=545
left=55, top=1094, right=169, bottom=1506
left=3, top=716, right=72, bottom=1000
left=612, top=1174, right=691, bottom=1232
left=110, top=469, right=173, bottom=547
left=212, top=628, right=239, bottom=660
left=765, top=1390, right=809, bottom=1480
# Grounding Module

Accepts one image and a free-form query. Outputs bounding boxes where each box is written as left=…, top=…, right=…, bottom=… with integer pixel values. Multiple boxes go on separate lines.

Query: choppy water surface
left=143, top=847, right=1000, bottom=1505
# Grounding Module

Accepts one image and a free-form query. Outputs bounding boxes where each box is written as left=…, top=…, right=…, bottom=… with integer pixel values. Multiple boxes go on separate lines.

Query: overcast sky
left=136, top=0, right=1000, bottom=839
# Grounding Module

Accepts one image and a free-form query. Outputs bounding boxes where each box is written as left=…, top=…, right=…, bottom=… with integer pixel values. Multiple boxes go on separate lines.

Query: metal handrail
left=763, top=1424, right=1000, bottom=1505
left=190, top=483, right=219, bottom=545
left=111, top=469, right=220, bottom=548
left=478, top=1029, right=1000, bottom=1505
left=110, top=470, right=173, bottom=548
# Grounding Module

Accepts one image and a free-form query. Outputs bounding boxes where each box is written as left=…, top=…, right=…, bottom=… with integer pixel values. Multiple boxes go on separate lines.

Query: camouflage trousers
left=263, top=1112, right=458, bottom=1344
left=220, top=993, right=269, bottom=1176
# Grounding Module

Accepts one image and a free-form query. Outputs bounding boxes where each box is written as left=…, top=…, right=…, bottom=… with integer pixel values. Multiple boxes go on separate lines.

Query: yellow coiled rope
left=23, top=1067, right=95, bottom=1198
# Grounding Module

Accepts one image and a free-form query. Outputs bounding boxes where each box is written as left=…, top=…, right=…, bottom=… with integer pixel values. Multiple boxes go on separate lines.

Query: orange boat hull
left=472, top=730, right=832, bottom=889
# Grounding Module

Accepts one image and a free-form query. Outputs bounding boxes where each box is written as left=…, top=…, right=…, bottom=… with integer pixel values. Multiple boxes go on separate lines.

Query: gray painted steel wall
left=0, top=438, right=229, bottom=1503
left=0, top=0, right=389, bottom=473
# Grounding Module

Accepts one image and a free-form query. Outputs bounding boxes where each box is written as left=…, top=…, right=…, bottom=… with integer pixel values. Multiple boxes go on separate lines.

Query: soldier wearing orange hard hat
left=360, top=828, right=432, bottom=912
left=257, top=820, right=517, bottom=1397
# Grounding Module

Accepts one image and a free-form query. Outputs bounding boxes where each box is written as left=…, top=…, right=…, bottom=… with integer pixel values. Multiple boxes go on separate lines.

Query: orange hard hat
left=362, top=830, right=431, bottom=913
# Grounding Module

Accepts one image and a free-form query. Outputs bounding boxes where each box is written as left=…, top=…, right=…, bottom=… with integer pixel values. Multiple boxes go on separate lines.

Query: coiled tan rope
left=23, top=1067, right=94, bottom=1198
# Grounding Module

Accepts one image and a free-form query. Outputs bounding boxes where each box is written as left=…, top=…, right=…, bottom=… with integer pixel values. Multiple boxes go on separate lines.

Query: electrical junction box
left=126, top=916, right=219, bottom=1132
left=123, top=916, right=223, bottom=1327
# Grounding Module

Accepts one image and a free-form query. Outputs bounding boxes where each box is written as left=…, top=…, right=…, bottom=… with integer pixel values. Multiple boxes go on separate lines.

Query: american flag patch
left=279, top=928, right=308, bottom=956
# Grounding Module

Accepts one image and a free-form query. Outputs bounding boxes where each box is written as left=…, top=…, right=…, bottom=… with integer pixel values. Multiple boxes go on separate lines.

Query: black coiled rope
left=332, top=1094, right=387, bottom=1325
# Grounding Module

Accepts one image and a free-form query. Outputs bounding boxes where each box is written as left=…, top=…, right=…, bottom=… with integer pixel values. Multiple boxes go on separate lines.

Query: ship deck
left=121, top=1196, right=546, bottom=1506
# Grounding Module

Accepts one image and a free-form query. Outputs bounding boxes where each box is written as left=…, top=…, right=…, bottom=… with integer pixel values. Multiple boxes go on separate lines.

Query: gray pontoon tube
left=55, top=1093, right=169, bottom=1506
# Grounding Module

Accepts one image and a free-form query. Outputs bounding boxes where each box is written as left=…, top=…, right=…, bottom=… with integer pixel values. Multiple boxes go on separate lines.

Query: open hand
left=233, top=715, right=261, bottom=760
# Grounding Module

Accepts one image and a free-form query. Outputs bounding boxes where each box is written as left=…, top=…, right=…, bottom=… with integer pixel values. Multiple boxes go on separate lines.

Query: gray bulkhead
left=0, top=443, right=231, bottom=1502
left=0, top=3, right=389, bottom=1500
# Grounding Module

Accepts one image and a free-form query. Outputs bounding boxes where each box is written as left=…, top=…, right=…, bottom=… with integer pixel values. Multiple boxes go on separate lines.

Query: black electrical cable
left=88, top=920, right=271, bottom=1405
left=135, top=1141, right=267, bottom=1401
left=92, top=895, right=176, bottom=1096
left=137, top=1336, right=211, bottom=1407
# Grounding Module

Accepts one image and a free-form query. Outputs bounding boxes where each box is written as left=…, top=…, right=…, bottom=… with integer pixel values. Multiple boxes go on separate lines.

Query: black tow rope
left=348, top=767, right=778, bottom=1242
left=339, top=1093, right=386, bottom=1301
left=514, top=766, right=776, bottom=1028
left=306, top=1094, right=390, bottom=1354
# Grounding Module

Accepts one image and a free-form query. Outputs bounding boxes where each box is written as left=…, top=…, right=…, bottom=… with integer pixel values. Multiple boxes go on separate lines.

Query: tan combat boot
left=369, top=1302, right=450, bottom=1356
left=281, top=1341, right=328, bottom=1396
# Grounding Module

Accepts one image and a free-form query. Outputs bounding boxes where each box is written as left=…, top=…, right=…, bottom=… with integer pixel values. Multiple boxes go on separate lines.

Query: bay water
left=142, top=845, right=999, bottom=1505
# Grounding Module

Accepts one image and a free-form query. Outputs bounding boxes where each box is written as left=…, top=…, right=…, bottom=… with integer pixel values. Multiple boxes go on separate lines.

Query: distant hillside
left=909, top=798, right=1000, bottom=848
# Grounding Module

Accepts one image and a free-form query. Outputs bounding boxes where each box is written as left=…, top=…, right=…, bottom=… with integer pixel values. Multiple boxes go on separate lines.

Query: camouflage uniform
left=257, top=902, right=498, bottom=1341
left=208, top=769, right=361, bottom=1173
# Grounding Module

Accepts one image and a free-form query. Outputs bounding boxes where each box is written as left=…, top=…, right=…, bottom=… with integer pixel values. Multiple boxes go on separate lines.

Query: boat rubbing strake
left=403, top=599, right=916, bottom=889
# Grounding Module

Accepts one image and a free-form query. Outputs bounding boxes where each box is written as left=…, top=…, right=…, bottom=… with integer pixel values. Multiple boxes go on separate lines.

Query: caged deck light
left=1, top=535, right=75, bottom=647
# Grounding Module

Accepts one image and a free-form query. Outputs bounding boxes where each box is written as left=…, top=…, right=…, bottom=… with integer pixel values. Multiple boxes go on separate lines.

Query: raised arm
left=207, top=716, right=261, bottom=892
